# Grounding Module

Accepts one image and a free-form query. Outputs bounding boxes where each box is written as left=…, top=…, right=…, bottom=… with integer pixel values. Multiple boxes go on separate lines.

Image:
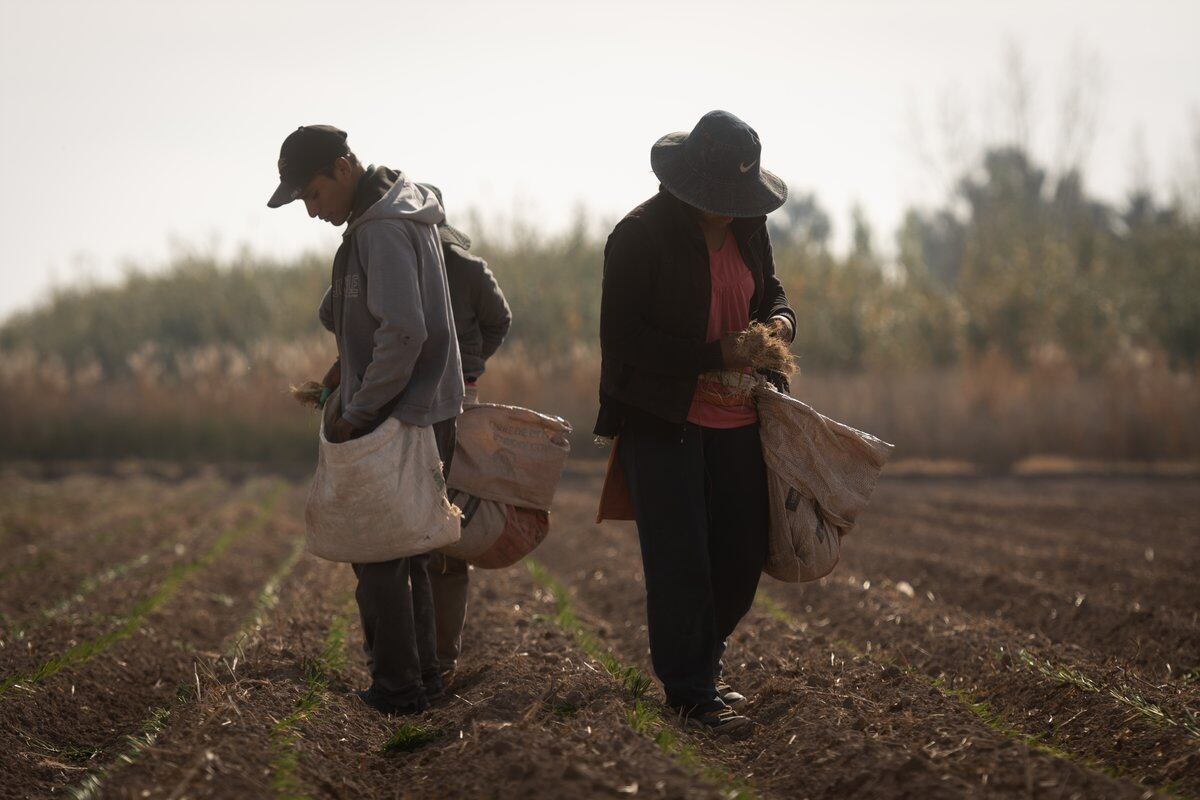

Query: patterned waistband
left=694, top=370, right=758, bottom=407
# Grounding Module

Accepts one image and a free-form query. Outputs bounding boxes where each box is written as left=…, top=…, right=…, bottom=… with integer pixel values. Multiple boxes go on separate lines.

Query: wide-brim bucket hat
left=651, top=110, right=787, bottom=218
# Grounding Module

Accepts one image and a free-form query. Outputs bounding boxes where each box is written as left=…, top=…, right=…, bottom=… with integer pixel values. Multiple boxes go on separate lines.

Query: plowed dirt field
left=0, top=463, right=1196, bottom=799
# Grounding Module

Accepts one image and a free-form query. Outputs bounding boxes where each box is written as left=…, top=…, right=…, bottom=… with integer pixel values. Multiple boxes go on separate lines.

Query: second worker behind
left=420, top=183, right=513, bottom=682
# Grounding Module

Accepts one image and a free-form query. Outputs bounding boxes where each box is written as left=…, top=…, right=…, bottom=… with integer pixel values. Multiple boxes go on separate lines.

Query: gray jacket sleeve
left=318, top=286, right=334, bottom=333
left=474, top=259, right=512, bottom=361
left=341, top=221, right=429, bottom=429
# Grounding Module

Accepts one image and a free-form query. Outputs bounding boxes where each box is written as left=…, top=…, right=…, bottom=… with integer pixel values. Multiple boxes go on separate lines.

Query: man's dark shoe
left=672, top=701, right=752, bottom=738
left=424, top=678, right=445, bottom=702
left=716, top=680, right=746, bottom=706
left=354, top=688, right=428, bottom=717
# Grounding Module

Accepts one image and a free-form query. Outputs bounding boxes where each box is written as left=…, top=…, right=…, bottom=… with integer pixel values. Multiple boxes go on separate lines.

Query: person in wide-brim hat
left=593, top=110, right=796, bottom=738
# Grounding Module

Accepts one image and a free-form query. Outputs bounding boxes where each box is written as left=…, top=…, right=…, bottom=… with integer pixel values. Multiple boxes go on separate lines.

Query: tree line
left=3, top=144, right=1197, bottom=375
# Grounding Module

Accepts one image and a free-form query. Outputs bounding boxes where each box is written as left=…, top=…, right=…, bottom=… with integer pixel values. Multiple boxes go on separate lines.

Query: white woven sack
left=305, top=417, right=461, bottom=563
left=754, top=385, right=893, bottom=583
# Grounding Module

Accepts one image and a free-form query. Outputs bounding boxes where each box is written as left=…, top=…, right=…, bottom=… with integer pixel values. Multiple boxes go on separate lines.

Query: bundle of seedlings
left=734, top=320, right=798, bottom=376
left=290, top=380, right=326, bottom=409
left=695, top=322, right=799, bottom=406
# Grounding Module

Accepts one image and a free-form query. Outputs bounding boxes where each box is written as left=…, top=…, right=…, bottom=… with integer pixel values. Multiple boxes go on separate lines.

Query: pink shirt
left=687, top=234, right=758, bottom=428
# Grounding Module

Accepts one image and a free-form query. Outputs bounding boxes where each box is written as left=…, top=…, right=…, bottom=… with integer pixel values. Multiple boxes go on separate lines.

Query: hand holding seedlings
left=290, top=359, right=341, bottom=409
left=290, top=380, right=326, bottom=408
left=725, top=322, right=797, bottom=375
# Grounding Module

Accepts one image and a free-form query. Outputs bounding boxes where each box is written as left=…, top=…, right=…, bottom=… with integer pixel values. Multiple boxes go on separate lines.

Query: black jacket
left=443, top=242, right=512, bottom=381
left=594, top=190, right=795, bottom=436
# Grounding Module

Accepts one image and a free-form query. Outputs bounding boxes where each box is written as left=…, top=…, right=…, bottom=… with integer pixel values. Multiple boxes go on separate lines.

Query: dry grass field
left=0, top=461, right=1196, bottom=799
left=2, top=339, right=1197, bottom=467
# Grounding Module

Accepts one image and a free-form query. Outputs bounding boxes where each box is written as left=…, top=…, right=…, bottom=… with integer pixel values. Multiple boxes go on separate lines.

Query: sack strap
left=447, top=489, right=483, bottom=527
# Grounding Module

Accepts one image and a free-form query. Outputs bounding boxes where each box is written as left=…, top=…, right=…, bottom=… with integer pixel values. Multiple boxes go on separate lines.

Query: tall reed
left=1, top=340, right=1195, bottom=467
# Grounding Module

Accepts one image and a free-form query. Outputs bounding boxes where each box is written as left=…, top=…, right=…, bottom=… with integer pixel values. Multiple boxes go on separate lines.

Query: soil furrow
left=0, top=482, right=295, bottom=798
left=525, top=557, right=756, bottom=799
left=0, top=485, right=239, bottom=648
left=558, top=468, right=1200, bottom=786
left=0, top=487, right=267, bottom=682
left=97, top=554, right=357, bottom=800
left=763, top=563, right=1200, bottom=793
left=0, top=473, right=159, bottom=559
left=867, top=501, right=1199, bottom=591
left=264, top=603, right=356, bottom=800
left=60, top=526, right=315, bottom=800
left=537, top=488, right=1162, bottom=799
left=0, top=476, right=217, bottom=577
left=875, top=477, right=1199, bottom=555
left=105, top=552, right=725, bottom=800
left=756, top=586, right=1200, bottom=796
left=2, top=466, right=1194, bottom=799
left=841, top=539, right=1200, bottom=674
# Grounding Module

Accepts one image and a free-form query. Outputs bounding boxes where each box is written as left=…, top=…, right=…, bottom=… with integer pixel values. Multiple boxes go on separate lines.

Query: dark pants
left=352, top=416, right=457, bottom=709
left=429, top=385, right=477, bottom=671
left=619, top=418, right=769, bottom=709
left=429, top=551, right=470, bottom=669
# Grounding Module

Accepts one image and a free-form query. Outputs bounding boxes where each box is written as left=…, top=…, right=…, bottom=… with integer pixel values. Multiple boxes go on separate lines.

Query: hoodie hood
left=345, top=166, right=445, bottom=236
left=415, top=182, right=473, bottom=251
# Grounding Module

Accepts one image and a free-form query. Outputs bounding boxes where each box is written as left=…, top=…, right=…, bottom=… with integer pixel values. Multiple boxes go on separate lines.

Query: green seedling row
left=224, top=533, right=309, bottom=663
left=379, top=723, right=440, bottom=755
left=66, top=705, right=176, bottom=800
left=7, top=488, right=229, bottom=642
left=0, top=482, right=222, bottom=590
left=0, top=485, right=285, bottom=699
left=754, top=590, right=1193, bottom=800
left=1014, top=649, right=1200, bottom=739
left=524, top=557, right=758, bottom=800
left=62, top=523, right=311, bottom=800
left=269, top=601, right=355, bottom=800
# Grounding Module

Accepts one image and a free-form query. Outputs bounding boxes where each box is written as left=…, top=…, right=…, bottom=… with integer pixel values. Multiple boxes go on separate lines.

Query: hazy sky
left=1, top=0, right=1197, bottom=320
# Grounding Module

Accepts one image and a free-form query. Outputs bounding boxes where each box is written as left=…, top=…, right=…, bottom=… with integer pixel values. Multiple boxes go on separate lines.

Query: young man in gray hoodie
left=267, top=125, right=465, bottom=716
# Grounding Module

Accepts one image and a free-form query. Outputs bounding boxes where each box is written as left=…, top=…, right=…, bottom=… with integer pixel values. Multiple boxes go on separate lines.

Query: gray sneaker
left=716, top=680, right=746, bottom=706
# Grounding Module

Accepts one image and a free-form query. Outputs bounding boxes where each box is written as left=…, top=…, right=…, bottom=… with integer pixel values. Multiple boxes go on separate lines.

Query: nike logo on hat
left=739, top=160, right=757, bottom=173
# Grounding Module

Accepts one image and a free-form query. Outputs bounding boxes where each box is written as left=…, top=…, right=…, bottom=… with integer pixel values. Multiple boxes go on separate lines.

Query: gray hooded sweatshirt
left=319, top=168, right=465, bottom=430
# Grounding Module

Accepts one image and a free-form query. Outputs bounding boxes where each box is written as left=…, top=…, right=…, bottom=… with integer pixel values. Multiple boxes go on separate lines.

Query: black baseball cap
left=267, top=125, right=351, bottom=208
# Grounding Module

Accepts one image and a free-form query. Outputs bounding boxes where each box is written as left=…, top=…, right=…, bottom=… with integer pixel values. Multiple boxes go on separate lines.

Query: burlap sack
left=754, top=384, right=893, bottom=583
left=447, top=401, right=572, bottom=511
left=439, top=489, right=551, bottom=569
left=305, top=400, right=461, bottom=563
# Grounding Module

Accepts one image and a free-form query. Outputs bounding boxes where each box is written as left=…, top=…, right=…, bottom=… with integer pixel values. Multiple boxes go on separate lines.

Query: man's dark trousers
left=618, top=417, right=769, bottom=710
left=352, top=417, right=457, bottom=710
